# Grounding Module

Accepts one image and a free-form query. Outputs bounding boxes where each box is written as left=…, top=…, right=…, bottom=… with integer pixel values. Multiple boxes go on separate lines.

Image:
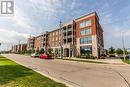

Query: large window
left=80, top=28, right=91, bottom=35
left=80, top=36, right=92, bottom=44
left=80, top=20, right=91, bottom=28
left=80, top=45, right=92, bottom=56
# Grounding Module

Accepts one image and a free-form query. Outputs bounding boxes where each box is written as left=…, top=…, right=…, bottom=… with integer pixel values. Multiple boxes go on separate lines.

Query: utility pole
left=122, top=32, right=126, bottom=60
left=18, top=40, right=21, bottom=53
left=59, top=19, right=63, bottom=58
left=0, top=43, right=1, bottom=53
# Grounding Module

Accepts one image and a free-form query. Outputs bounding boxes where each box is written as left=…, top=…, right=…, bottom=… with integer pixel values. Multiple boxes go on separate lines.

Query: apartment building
left=27, top=12, right=104, bottom=58
left=75, top=12, right=104, bottom=58
left=34, top=35, right=42, bottom=51
left=41, top=31, right=48, bottom=51
left=27, top=36, right=35, bottom=51
left=12, top=44, right=27, bottom=53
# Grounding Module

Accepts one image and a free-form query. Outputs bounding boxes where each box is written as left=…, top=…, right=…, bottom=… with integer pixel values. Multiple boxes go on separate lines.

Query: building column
left=69, top=47, right=71, bottom=58
left=62, top=47, right=64, bottom=57
left=72, top=49, right=74, bottom=57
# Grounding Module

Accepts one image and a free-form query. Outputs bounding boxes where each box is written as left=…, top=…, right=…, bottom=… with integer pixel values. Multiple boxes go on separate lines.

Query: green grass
left=122, top=59, right=130, bottom=64
left=0, top=55, right=67, bottom=87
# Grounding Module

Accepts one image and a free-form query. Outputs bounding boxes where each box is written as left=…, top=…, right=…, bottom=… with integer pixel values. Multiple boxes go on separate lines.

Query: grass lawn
left=0, top=55, right=67, bottom=87
left=122, top=59, right=130, bottom=64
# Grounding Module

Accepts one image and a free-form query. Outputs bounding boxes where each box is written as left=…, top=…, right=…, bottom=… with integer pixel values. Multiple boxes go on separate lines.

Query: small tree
left=36, top=49, right=39, bottom=53
left=116, top=48, right=123, bottom=55
left=109, top=46, right=115, bottom=54
left=55, top=48, right=59, bottom=57
left=39, top=48, right=44, bottom=54
left=27, top=50, right=31, bottom=54
left=48, top=48, right=53, bottom=54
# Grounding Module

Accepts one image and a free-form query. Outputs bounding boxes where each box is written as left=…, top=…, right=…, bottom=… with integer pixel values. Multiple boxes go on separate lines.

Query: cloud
left=70, top=0, right=77, bottom=9
left=0, top=29, right=30, bottom=44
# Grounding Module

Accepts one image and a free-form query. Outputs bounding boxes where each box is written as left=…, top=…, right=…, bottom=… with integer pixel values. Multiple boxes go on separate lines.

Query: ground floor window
left=80, top=45, right=92, bottom=56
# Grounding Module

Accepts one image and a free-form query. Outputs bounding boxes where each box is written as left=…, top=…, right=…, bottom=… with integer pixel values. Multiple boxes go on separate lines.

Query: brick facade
left=27, top=12, right=104, bottom=58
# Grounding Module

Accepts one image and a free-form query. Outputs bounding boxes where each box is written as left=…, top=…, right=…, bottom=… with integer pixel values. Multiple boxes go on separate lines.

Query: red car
left=39, top=53, right=52, bottom=59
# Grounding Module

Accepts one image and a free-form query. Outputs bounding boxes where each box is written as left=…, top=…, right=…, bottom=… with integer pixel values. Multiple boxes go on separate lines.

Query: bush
left=76, top=55, right=81, bottom=58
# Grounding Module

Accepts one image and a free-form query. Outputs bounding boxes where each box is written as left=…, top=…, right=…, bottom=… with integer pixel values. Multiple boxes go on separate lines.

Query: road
left=2, top=54, right=130, bottom=87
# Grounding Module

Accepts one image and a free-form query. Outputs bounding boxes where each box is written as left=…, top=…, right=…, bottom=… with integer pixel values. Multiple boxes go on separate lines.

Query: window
left=56, top=31, right=58, bottom=35
left=80, top=22, right=85, bottom=28
left=80, top=38, right=84, bottom=44
left=80, top=45, right=92, bottom=56
left=80, top=30, right=85, bottom=35
left=55, top=42, right=58, bottom=46
left=80, top=28, right=91, bottom=35
left=80, top=36, right=92, bottom=44
left=52, top=43, right=54, bottom=47
left=52, top=38, right=54, bottom=41
left=59, top=30, right=60, bottom=34
left=85, top=28, right=91, bottom=35
left=53, top=32, right=55, bottom=36
left=85, top=20, right=91, bottom=26
left=56, top=37, right=58, bottom=41
left=80, top=20, right=91, bottom=28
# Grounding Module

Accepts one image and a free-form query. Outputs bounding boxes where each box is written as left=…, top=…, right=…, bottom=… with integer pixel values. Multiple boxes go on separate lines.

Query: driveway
left=2, top=54, right=130, bottom=87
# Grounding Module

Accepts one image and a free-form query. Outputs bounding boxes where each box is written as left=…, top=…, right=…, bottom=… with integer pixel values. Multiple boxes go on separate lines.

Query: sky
left=0, top=0, right=130, bottom=51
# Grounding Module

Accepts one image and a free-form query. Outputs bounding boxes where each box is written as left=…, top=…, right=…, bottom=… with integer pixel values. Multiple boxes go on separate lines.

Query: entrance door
left=64, top=48, right=69, bottom=57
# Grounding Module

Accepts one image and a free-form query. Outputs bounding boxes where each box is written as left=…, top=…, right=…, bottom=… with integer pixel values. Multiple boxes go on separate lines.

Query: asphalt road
left=2, top=54, right=130, bottom=87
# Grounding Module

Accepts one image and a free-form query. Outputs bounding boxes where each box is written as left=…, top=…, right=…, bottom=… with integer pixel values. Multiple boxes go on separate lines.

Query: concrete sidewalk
left=56, top=57, right=125, bottom=65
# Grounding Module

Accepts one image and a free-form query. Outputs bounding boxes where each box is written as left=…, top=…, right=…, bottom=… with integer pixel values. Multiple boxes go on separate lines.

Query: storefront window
left=80, top=45, right=92, bottom=56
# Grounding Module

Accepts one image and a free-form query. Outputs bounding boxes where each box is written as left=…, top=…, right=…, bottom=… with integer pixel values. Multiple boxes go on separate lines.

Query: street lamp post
left=59, top=19, right=63, bottom=58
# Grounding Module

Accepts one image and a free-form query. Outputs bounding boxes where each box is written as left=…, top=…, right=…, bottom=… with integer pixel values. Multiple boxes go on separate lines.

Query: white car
left=31, top=53, right=40, bottom=58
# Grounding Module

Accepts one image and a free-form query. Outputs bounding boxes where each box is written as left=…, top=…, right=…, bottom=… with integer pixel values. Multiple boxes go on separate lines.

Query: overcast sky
left=0, top=0, right=130, bottom=51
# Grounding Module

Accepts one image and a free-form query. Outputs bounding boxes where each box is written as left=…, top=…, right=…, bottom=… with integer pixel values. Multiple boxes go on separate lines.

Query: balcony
left=67, top=24, right=72, bottom=29
left=63, top=26, right=66, bottom=30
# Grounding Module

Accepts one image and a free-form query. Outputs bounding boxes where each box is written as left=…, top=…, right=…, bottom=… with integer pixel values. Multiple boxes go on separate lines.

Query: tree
left=55, top=48, right=59, bottom=57
left=36, top=49, right=39, bottom=53
left=27, top=49, right=31, bottom=54
left=116, top=48, right=123, bottom=55
left=39, top=48, right=44, bottom=54
left=109, top=46, right=115, bottom=54
left=124, top=49, right=128, bottom=55
left=48, top=48, right=53, bottom=54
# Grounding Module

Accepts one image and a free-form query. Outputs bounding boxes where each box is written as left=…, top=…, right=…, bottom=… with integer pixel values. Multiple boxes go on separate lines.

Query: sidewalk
left=56, top=57, right=125, bottom=65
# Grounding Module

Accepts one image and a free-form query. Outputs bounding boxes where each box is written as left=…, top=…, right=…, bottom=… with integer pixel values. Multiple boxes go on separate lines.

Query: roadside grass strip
left=0, top=55, right=67, bottom=87
left=122, top=59, right=130, bottom=64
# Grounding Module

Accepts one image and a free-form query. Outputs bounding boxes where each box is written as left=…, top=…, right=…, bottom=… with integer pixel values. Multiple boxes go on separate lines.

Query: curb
left=3, top=55, right=73, bottom=87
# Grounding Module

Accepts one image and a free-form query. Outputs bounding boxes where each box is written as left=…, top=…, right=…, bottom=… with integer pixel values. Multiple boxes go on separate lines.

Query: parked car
left=109, top=54, right=116, bottom=57
left=31, top=53, right=40, bottom=58
left=39, top=53, right=52, bottom=59
left=125, top=54, right=130, bottom=59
